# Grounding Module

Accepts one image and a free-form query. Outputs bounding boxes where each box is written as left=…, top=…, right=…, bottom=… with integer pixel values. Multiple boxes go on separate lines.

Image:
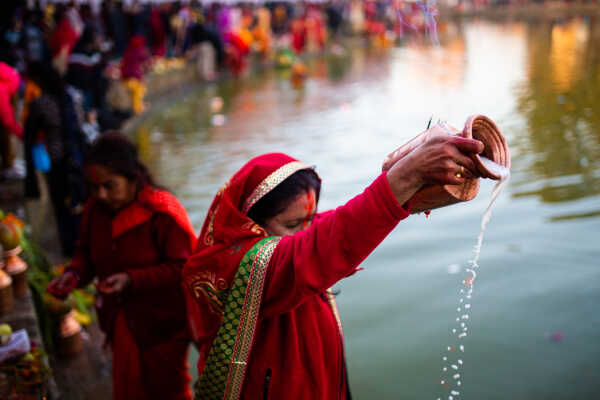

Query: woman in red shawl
left=48, top=132, right=195, bottom=400
left=183, top=135, right=484, bottom=399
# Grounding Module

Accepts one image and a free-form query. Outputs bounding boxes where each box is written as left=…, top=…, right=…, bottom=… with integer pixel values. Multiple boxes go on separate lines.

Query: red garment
left=121, top=35, right=151, bottom=80
left=69, top=187, right=196, bottom=400
left=291, top=19, right=307, bottom=53
left=50, top=16, right=80, bottom=58
left=0, top=62, right=23, bottom=138
left=224, top=32, right=250, bottom=76
left=183, top=154, right=409, bottom=399
left=150, top=9, right=167, bottom=57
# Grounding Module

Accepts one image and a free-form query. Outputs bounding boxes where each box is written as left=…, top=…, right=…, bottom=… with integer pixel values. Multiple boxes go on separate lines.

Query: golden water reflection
left=513, top=16, right=600, bottom=217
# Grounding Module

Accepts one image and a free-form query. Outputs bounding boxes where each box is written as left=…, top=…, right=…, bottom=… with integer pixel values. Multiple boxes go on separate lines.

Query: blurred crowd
left=0, top=0, right=438, bottom=257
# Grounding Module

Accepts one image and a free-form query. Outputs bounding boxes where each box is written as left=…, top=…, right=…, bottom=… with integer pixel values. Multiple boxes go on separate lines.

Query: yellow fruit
left=72, top=309, right=91, bottom=326
left=0, top=222, right=20, bottom=250
left=0, top=323, right=11, bottom=335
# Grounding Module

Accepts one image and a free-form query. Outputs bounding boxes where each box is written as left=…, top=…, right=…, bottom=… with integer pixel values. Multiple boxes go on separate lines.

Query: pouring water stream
left=438, top=157, right=510, bottom=400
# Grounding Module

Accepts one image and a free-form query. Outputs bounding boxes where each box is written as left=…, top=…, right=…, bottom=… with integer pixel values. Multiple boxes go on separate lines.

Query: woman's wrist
left=385, top=162, right=423, bottom=206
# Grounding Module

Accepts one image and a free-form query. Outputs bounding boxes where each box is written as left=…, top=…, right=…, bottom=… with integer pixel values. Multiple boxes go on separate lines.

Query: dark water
left=132, top=17, right=600, bottom=400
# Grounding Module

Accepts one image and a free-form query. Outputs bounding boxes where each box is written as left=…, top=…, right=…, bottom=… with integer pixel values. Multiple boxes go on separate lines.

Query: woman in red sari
left=48, top=132, right=195, bottom=400
left=183, top=135, right=484, bottom=399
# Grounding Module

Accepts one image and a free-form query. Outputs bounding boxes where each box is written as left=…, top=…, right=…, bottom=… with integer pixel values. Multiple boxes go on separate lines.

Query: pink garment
left=0, top=62, right=23, bottom=138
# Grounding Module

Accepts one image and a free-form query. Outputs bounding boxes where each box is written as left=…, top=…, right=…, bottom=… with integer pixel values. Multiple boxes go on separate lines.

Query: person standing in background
left=48, top=132, right=196, bottom=400
left=0, top=61, right=23, bottom=181
left=121, top=34, right=151, bottom=114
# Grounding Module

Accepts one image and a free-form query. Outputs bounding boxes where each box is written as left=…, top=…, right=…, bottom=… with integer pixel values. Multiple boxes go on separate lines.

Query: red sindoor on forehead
left=301, top=190, right=315, bottom=229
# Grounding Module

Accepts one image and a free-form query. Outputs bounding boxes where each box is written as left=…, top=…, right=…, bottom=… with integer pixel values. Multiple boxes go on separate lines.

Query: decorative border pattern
left=225, top=237, right=279, bottom=399
left=194, top=237, right=281, bottom=400
left=242, top=161, right=309, bottom=214
left=326, top=289, right=344, bottom=339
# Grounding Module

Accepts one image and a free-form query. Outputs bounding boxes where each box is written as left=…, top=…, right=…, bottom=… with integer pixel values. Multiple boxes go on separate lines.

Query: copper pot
left=382, top=114, right=511, bottom=214
left=0, top=269, right=13, bottom=315
left=57, top=310, right=83, bottom=356
left=4, top=246, right=28, bottom=298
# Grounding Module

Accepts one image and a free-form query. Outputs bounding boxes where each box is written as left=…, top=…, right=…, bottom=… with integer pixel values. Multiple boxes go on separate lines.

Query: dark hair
left=247, top=168, right=321, bottom=226
left=26, top=62, right=64, bottom=98
left=84, top=131, right=160, bottom=190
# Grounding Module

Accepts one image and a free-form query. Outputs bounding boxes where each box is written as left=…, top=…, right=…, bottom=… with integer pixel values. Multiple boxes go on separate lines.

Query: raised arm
left=261, top=134, right=484, bottom=316
left=261, top=173, right=409, bottom=317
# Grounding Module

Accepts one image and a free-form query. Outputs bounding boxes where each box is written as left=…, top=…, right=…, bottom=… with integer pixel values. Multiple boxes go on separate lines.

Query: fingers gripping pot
left=382, top=115, right=511, bottom=214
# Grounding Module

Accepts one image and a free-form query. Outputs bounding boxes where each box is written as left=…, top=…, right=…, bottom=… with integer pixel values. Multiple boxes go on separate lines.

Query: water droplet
left=458, top=359, right=463, bottom=365
left=459, top=299, right=464, bottom=303
left=448, top=396, right=453, bottom=400
left=459, top=345, right=465, bottom=352
left=458, top=333, right=467, bottom=338
left=451, top=364, right=458, bottom=370
left=463, top=327, right=468, bottom=331
left=447, top=346, right=452, bottom=351
left=457, top=381, right=461, bottom=386
left=447, top=263, right=461, bottom=274
left=456, top=318, right=460, bottom=322
left=465, top=304, right=471, bottom=309
left=453, top=373, right=460, bottom=379
left=441, top=380, right=445, bottom=385
left=443, top=356, right=447, bottom=361
left=452, top=329, right=456, bottom=334
left=461, top=315, right=469, bottom=320
left=466, top=295, right=471, bottom=299
left=460, top=322, right=465, bottom=328
left=451, top=390, right=460, bottom=396
left=457, top=308, right=461, bottom=312
left=443, top=367, right=447, bottom=371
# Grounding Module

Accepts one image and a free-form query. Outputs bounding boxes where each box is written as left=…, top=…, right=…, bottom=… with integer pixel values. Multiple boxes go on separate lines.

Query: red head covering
left=183, top=153, right=312, bottom=348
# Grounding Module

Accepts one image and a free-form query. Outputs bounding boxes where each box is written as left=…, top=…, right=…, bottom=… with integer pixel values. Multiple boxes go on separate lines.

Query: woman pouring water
left=183, top=133, right=484, bottom=399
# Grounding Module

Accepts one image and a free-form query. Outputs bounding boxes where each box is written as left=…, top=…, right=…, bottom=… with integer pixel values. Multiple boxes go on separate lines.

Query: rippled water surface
left=132, top=17, right=600, bottom=399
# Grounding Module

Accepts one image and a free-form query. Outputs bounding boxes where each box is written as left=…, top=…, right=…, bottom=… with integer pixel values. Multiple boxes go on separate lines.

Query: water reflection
left=513, top=17, right=600, bottom=216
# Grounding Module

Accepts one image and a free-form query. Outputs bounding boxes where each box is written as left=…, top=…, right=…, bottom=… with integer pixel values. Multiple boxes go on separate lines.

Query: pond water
left=132, top=16, right=600, bottom=400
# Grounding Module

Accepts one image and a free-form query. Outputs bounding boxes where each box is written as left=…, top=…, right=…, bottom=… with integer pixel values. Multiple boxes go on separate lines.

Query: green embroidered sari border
left=194, top=236, right=281, bottom=400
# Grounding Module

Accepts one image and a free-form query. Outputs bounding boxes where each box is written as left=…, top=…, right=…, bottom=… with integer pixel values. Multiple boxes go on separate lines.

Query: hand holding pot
left=47, top=271, right=79, bottom=300
left=386, top=134, right=484, bottom=207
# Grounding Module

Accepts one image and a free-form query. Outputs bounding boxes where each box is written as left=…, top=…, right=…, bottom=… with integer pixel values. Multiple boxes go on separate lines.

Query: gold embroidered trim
left=193, top=237, right=280, bottom=400
left=189, top=271, right=228, bottom=316
left=242, top=221, right=267, bottom=237
left=225, top=237, right=280, bottom=399
left=327, top=289, right=344, bottom=338
left=242, top=161, right=309, bottom=214
left=203, top=204, right=220, bottom=246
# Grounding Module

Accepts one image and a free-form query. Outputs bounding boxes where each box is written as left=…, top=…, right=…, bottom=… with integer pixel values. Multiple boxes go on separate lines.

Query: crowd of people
left=0, top=0, right=439, bottom=257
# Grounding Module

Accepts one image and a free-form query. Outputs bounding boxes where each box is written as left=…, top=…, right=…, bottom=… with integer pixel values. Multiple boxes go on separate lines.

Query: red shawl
left=113, top=186, right=196, bottom=248
left=69, top=185, right=197, bottom=285
left=182, top=153, right=311, bottom=350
